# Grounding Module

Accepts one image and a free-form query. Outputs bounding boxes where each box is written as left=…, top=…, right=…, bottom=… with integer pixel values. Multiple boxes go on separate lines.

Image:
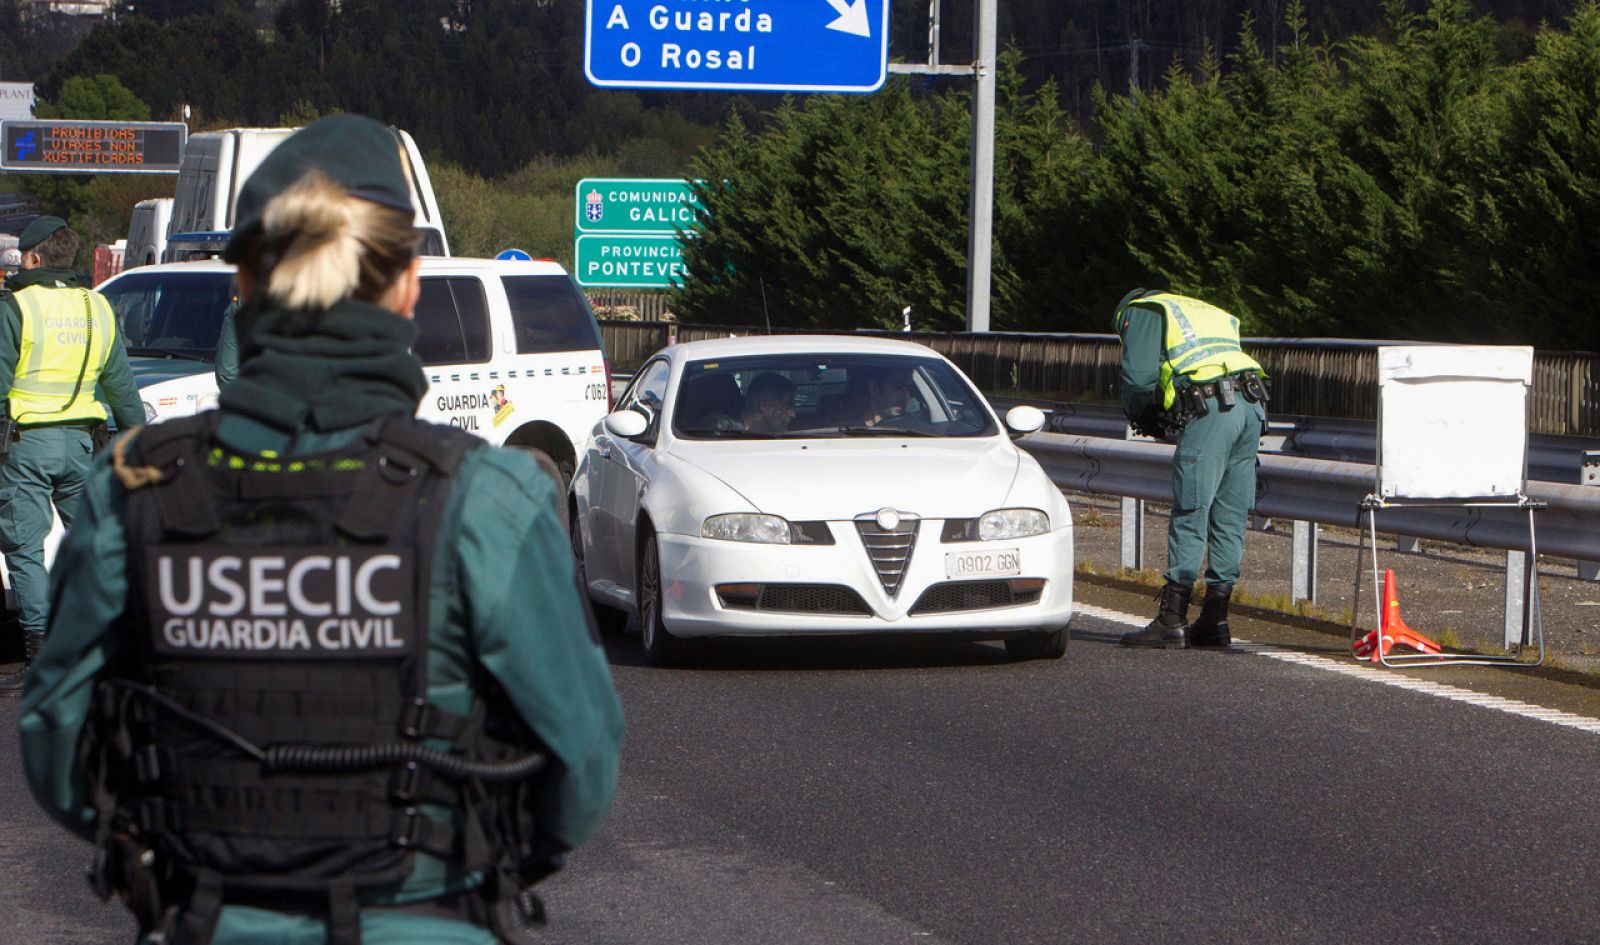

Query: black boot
left=1189, top=583, right=1233, bottom=648
left=0, top=632, right=42, bottom=696
left=1120, top=581, right=1191, bottom=648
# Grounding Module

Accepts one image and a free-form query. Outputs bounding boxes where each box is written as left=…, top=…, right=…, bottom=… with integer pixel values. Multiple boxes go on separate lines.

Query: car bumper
left=654, top=525, right=1074, bottom=638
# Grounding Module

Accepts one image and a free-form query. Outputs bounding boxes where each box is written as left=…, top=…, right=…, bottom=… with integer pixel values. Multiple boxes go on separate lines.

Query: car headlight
left=142, top=400, right=158, bottom=422
left=702, top=513, right=793, bottom=544
left=979, top=508, right=1049, bottom=540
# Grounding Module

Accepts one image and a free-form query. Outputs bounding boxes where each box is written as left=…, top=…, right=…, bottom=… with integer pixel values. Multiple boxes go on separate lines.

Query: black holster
left=0, top=417, right=15, bottom=461
left=88, top=831, right=176, bottom=939
left=1239, top=371, right=1270, bottom=404
left=91, top=422, right=112, bottom=454
left=1178, top=384, right=1209, bottom=421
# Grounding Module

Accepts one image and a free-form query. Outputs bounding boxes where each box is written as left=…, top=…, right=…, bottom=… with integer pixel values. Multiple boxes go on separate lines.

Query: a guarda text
left=606, top=1, right=772, bottom=73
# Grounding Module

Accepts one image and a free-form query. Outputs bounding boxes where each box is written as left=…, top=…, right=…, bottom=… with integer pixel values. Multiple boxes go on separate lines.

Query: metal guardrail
left=1023, top=432, right=1599, bottom=646
left=1020, top=433, right=1600, bottom=564
left=995, top=399, right=1600, bottom=486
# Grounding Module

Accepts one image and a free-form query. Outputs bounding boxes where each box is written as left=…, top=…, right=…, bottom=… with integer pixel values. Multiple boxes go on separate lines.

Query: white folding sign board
left=1377, top=345, right=1533, bottom=500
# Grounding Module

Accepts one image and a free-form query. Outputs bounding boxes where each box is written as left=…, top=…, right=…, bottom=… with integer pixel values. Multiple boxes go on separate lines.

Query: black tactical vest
left=94, top=412, right=540, bottom=944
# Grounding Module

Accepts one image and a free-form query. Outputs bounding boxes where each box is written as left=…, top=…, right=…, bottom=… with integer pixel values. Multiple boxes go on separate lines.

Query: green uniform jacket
left=19, top=299, right=624, bottom=908
left=0, top=267, right=144, bottom=430
left=213, top=300, right=240, bottom=388
left=1117, top=301, right=1166, bottom=420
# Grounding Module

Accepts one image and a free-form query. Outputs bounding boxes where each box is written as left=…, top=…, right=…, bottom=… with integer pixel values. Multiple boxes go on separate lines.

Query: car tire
left=570, top=502, right=629, bottom=636
left=638, top=531, right=680, bottom=666
left=1005, top=627, right=1068, bottom=661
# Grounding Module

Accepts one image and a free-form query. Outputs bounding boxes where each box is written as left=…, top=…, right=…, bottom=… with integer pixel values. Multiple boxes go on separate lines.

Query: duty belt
left=1188, top=371, right=1267, bottom=402
left=1172, top=370, right=1269, bottom=423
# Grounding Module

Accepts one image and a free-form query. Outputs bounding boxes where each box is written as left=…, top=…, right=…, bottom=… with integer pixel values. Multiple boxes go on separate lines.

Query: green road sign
left=575, top=234, right=687, bottom=288
left=575, top=177, right=701, bottom=234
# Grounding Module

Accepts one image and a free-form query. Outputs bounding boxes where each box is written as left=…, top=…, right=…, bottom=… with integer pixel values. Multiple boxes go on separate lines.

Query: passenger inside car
left=689, top=372, right=796, bottom=434
left=739, top=372, right=796, bottom=433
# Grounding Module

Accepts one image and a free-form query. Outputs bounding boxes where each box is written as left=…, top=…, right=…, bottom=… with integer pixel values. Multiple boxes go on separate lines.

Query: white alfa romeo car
left=569, top=335, right=1075, bottom=665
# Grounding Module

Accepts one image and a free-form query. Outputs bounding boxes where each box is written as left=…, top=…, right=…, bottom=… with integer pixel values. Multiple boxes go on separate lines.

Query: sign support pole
left=964, top=0, right=996, bottom=333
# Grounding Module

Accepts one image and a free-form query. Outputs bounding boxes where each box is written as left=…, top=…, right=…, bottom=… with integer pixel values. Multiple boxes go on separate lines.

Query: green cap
left=18, top=215, right=67, bottom=251
left=223, top=114, right=415, bottom=262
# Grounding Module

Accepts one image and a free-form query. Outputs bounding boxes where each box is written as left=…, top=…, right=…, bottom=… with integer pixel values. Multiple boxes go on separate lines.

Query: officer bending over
left=1114, top=289, right=1269, bottom=648
left=0, top=215, right=142, bottom=695
left=18, top=115, right=624, bottom=945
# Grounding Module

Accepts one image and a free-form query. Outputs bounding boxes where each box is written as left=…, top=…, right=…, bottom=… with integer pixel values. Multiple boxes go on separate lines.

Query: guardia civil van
left=96, top=256, right=611, bottom=480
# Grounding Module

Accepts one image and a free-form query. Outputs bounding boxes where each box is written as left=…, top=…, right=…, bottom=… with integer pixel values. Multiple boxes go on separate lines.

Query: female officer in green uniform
left=19, top=115, right=624, bottom=944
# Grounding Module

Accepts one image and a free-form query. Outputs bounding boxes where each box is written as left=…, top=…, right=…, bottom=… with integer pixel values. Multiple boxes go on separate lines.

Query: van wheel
left=514, top=447, right=573, bottom=496
left=570, top=503, right=628, bottom=636
left=1005, top=627, right=1068, bottom=661
left=638, top=532, right=680, bottom=666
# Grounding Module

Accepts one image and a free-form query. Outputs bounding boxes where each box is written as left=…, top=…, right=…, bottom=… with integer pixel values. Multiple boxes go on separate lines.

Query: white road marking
left=1075, top=602, right=1600, bottom=737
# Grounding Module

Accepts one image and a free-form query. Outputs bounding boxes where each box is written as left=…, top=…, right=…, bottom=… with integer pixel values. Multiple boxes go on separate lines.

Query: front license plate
left=945, top=548, right=1021, bottom=580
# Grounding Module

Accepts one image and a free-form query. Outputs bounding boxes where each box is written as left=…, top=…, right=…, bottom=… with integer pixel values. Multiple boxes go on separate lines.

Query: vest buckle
left=399, top=697, right=435, bottom=740
left=133, top=744, right=164, bottom=785
left=392, top=806, right=423, bottom=849
left=389, top=761, right=423, bottom=804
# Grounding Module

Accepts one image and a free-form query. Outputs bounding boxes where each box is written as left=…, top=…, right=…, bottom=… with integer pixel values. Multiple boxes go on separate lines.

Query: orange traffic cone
left=1354, top=569, right=1443, bottom=662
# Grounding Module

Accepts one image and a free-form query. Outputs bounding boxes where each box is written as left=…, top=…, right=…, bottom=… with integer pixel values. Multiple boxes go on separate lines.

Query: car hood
left=672, top=437, right=1023, bottom=520
left=129, top=356, right=212, bottom=389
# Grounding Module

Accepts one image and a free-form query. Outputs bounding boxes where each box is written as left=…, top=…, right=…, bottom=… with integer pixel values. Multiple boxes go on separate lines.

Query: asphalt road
left=3, top=587, right=1599, bottom=944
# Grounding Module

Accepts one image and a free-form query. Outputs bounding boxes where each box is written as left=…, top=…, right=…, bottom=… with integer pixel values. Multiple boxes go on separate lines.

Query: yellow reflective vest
left=1118, top=292, right=1263, bottom=410
left=8, top=284, right=118, bottom=424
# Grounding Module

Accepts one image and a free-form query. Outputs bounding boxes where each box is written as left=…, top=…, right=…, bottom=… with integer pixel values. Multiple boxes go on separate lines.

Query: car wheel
left=638, top=531, right=680, bottom=666
left=570, top=502, right=629, bottom=635
left=1005, top=627, right=1068, bottom=661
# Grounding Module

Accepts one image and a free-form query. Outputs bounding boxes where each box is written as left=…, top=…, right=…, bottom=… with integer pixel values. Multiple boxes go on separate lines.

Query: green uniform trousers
left=148, top=906, right=497, bottom=945
left=1163, top=398, right=1266, bottom=588
left=0, top=424, right=94, bottom=635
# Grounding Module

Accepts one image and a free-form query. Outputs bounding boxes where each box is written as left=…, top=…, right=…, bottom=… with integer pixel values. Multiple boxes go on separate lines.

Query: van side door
left=411, top=275, right=495, bottom=437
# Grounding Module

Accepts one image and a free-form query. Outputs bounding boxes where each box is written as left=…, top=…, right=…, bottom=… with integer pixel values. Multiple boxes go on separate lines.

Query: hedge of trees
left=678, top=0, right=1600, bottom=351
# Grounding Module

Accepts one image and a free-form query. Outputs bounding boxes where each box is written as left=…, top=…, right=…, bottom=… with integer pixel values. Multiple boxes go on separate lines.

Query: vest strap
left=328, top=884, right=362, bottom=945
left=134, top=414, right=223, bottom=537
left=178, top=870, right=225, bottom=945
left=338, top=418, right=479, bottom=540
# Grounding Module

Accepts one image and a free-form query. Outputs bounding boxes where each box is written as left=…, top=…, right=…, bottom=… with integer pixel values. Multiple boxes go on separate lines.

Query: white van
left=125, top=197, right=172, bottom=268
left=1, top=255, right=610, bottom=608
left=165, top=127, right=450, bottom=259
left=96, top=256, right=609, bottom=478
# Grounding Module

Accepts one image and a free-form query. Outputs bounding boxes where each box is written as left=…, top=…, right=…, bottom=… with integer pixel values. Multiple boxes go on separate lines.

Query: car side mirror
left=1004, top=405, right=1046, bottom=436
left=603, top=410, right=649, bottom=438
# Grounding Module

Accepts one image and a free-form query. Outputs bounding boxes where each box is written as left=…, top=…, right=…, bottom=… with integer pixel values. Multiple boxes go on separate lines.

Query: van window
left=418, top=228, right=447, bottom=257
left=414, top=277, right=490, bottom=365
left=101, top=271, right=234, bottom=356
left=502, top=275, right=603, bottom=354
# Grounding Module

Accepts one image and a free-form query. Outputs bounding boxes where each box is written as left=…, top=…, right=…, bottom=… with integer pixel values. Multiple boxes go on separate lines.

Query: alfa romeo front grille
left=854, top=514, right=919, bottom=597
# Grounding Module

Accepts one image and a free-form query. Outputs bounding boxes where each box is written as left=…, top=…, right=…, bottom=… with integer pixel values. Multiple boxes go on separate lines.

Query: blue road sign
left=585, top=0, right=889, bottom=93
left=496, top=248, right=534, bottom=261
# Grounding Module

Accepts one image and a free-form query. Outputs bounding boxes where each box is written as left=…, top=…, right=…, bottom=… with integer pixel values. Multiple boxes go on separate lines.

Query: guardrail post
left=1582, top=450, right=1600, bottom=581
left=1504, top=550, right=1527, bottom=648
left=1291, top=520, right=1318, bottom=604
left=1120, top=497, right=1145, bottom=571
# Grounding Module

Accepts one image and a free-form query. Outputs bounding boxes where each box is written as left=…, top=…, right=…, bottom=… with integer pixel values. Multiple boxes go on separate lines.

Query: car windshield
left=672, top=353, right=996, bottom=440
left=100, top=271, right=234, bottom=359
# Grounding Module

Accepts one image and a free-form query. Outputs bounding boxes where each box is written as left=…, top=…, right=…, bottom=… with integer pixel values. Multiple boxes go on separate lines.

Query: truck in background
left=164, top=126, right=450, bottom=260
left=124, top=197, right=172, bottom=269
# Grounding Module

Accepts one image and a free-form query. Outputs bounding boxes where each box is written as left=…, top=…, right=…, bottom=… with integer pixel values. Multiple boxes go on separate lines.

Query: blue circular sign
left=496, top=248, right=534, bottom=261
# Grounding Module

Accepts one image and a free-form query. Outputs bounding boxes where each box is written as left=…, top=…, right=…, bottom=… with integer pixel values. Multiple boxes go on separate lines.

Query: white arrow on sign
left=824, top=0, right=871, bottom=37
